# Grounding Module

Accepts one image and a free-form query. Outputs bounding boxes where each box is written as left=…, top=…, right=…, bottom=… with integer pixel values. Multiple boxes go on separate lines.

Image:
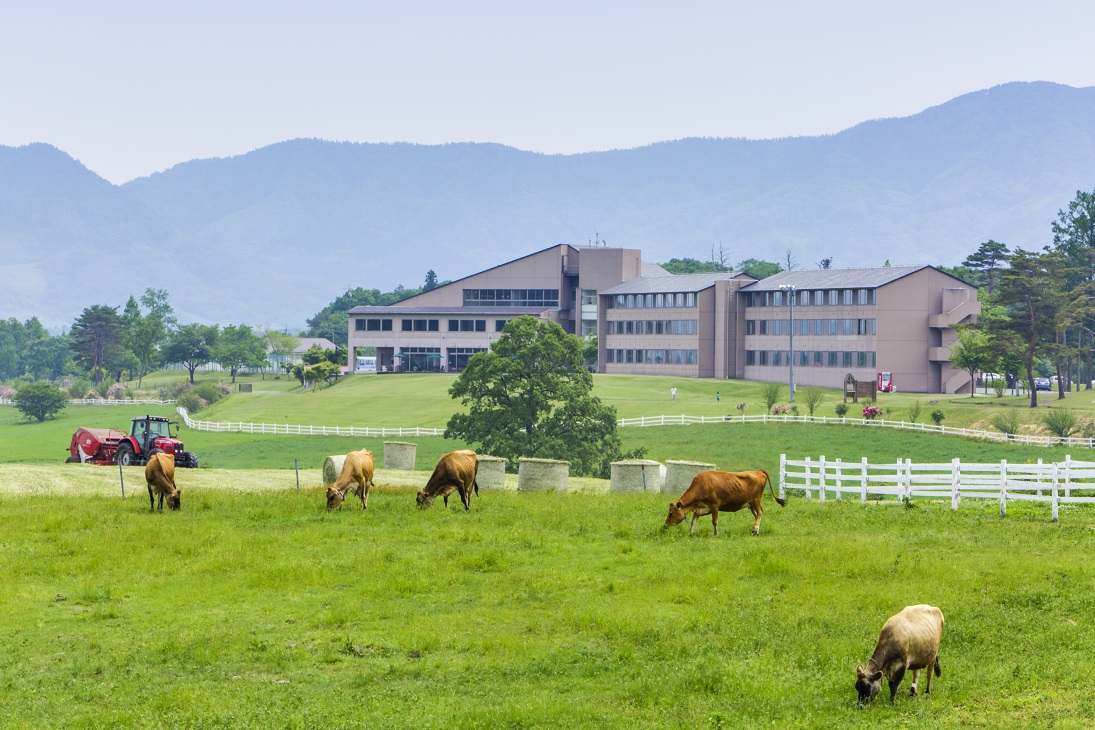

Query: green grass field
left=3, top=370, right=1095, bottom=727
left=1, top=484, right=1094, bottom=728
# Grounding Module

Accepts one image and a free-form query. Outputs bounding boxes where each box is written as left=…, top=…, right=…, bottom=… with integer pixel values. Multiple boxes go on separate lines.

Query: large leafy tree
left=70, top=305, right=126, bottom=385
left=987, top=248, right=1066, bottom=407
left=13, top=381, right=68, bottom=422
left=0, top=317, right=52, bottom=380
left=1051, top=189, right=1095, bottom=389
left=215, top=324, right=268, bottom=383
left=962, top=240, right=1010, bottom=294
left=660, top=258, right=729, bottom=274
left=446, top=316, right=641, bottom=477
left=162, top=324, right=219, bottom=383
left=737, top=259, right=782, bottom=279
left=949, top=328, right=994, bottom=397
left=23, top=335, right=72, bottom=380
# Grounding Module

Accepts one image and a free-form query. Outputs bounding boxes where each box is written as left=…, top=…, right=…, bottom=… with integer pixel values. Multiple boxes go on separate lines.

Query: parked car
left=1035, top=377, right=1052, bottom=391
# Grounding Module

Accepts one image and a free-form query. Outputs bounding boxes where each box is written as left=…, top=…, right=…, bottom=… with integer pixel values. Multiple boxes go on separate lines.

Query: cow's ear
left=856, top=664, right=864, bottom=675
left=871, top=671, right=883, bottom=682
left=675, top=500, right=684, bottom=509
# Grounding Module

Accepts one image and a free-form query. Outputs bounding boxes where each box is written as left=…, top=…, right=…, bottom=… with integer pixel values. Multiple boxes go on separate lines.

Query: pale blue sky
left=3, top=0, right=1094, bottom=184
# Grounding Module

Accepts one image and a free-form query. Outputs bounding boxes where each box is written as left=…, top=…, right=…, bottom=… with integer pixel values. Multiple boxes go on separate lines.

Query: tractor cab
left=116, top=415, right=198, bottom=468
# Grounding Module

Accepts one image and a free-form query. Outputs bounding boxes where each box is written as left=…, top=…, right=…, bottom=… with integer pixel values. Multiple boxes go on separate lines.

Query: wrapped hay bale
left=476, top=454, right=509, bottom=490
left=518, top=457, right=569, bottom=492
left=322, top=454, right=347, bottom=484
left=610, top=460, right=666, bottom=493
left=383, top=441, right=417, bottom=470
left=665, top=460, right=717, bottom=494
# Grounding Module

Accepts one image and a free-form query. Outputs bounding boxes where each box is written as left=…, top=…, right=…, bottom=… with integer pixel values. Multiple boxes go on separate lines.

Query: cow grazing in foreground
left=416, top=450, right=479, bottom=510
left=145, top=451, right=181, bottom=511
left=856, top=604, right=944, bottom=705
left=326, top=448, right=375, bottom=511
left=663, top=469, right=785, bottom=536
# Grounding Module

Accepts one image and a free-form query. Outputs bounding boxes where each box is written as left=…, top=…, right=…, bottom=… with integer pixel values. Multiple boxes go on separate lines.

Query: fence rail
left=779, top=454, right=1095, bottom=521
left=0, top=398, right=175, bottom=406
left=617, top=413, right=1095, bottom=448
left=176, top=408, right=445, bottom=438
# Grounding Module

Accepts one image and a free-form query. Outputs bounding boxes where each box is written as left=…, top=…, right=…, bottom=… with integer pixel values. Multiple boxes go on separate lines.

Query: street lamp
left=779, top=284, right=796, bottom=402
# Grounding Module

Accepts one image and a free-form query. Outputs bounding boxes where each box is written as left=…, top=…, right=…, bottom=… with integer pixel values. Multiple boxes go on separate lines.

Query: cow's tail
left=764, top=470, right=786, bottom=507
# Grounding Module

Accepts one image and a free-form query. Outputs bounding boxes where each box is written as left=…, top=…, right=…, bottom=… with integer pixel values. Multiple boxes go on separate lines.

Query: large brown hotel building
left=347, top=244, right=979, bottom=394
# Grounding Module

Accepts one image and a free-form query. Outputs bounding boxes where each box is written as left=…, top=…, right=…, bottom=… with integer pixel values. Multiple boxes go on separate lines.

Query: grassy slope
left=1, top=488, right=1093, bottom=728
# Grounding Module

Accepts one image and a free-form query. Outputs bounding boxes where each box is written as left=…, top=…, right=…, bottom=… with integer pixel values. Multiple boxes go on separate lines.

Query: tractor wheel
left=184, top=452, right=199, bottom=468
left=65, top=456, right=79, bottom=463
left=115, top=445, right=134, bottom=467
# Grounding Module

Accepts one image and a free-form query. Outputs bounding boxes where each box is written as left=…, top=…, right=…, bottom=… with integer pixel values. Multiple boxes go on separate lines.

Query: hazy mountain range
left=2, top=80, right=1094, bottom=331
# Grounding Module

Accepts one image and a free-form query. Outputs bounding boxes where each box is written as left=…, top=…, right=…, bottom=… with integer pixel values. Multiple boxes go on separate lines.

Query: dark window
left=402, top=319, right=412, bottom=332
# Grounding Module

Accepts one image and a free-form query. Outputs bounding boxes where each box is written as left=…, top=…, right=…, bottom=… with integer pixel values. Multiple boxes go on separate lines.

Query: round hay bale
left=518, top=457, right=569, bottom=492
left=322, top=454, right=347, bottom=485
left=383, top=441, right=417, bottom=470
left=476, top=454, right=510, bottom=490
left=665, top=460, right=718, bottom=494
left=610, top=459, right=666, bottom=493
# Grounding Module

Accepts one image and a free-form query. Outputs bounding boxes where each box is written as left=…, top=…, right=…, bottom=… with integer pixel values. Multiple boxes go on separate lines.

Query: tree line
left=950, top=189, right=1095, bottom=408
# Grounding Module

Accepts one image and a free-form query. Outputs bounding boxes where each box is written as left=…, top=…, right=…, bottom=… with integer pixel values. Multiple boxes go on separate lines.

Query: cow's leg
left=750, top=497, right=764, bottom=536
left=443, top=493, right=449, bottom=507
left=157, top=491, right=165, bottom=511
left=361, top=480, right=371, bottom=510
left=148, top=485, right=155, bottom=511
left=459, top=486, right=471, bottom=511
left=888, top=664, right=905, bottom=704
left=922, top=656, right=936, bottom=695
left=910, top=668, right=921, bottom=696
left=711, top=509, right=718, bottom=536
left=688, top=513, right=697, bottom=535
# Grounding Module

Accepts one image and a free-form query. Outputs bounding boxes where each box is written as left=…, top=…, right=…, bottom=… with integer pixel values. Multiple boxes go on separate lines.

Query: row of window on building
left=746, top=288, right=877, bottom=308
left=746, top=350, right=877, bottom=368
left=605, top=349, right=698, bottom=365
left=462, top=289, right=560, bottom=307
left=610, top=292, right=698, bottom=309
left=605, top=319, right=699, bottom=336
left=746, top=318, right=877, bottom=336
left=356, top=318, right=510, bottom=333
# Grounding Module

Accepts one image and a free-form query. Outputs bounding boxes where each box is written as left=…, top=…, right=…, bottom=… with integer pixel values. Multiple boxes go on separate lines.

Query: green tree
left=215, top=324, right=268, bottom=383
left=962, top=240, right=1010, bottom=295
left=1051, top=189, right=1095, bottom=390
left=737, top=259, right=782, bottom=279
left=305, top=285, right=423, bottom=347
left=949, top=328, right=994, bottom=398
left=446, top=316, right=640, bottom=477
left=304, top=360, right=340, bottom=390
left=162, top=324, right=219, bottom=384
left=582, top=335, right=598, bottom=369
left=23, top=335, right=72, bottom=380
left=70, top=305, right=126, bottom=385
left=423, top=269, right=439, bottom=291
left=13, top=381, right=68, bottom=422
left=659, top=258, right=729, bottom=274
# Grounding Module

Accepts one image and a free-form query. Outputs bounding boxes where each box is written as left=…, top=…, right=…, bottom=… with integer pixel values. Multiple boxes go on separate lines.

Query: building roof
left=641, top=261, right=671, bottom=276
left=349, top=305, right=552, bottom=316
left=294, top=337, right=335, bottom=352
left=600, top=272, right=752, bottom=296
left=740, top=265, right=974, bottom=291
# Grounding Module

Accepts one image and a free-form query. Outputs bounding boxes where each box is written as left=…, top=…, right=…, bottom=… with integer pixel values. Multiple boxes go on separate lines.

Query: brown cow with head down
left=856, top=604, right=944, bottom=705
left=145, top=451, right=181, bottom=511
left=416, top=450, right=479, bottom=510
left=326, top=448, right=375, bottom=510
left=664, top=469, right=784, bottom=536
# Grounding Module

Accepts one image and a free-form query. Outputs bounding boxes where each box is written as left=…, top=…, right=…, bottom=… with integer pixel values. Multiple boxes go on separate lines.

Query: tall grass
left=0, top=487, right=1093, bottom=727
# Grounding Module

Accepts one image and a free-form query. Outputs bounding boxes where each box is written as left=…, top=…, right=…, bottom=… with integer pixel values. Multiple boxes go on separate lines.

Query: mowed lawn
left=1, top=478, right=1094, bottom=729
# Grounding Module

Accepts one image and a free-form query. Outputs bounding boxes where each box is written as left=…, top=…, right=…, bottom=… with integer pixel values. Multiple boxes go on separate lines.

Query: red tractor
left=67, top=415, right=199, bottom=468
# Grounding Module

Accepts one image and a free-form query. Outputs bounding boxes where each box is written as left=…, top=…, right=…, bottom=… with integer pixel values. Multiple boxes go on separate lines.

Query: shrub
left=771, top=404, right=788, bottom=415
left=992, top=379, right=1007, bottom=397
left=105, top=383, right=129, bottom=400
left=13, top=382, right=68, bottom=422
left=800, top=387, right=825, bottom=416
left=0, top=385, right=16, bottom=400
left=1042, top=409, right=1079, bottom=439
left=1081, top=420, right=1095, bottom=441
left=930, top=409, right=946, bottom=426
left=67, top=378, right=92, bottom=399
left=735, top=401, right=748, bottom=414
left=834, top=402, right=848, bottom=417
left=193, top=382, right=228, bottom=406
left=907, top=399, right=922, bottom=423
left=176, top=390, right=205, bottom=413
left=862, top=405, right=883, bottom=420
left=990, top=409, right=1022, bottom=437
left=761, top=382, right=783, bottom=411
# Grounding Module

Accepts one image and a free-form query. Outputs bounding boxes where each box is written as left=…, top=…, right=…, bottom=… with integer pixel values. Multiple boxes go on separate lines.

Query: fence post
left=905, top=459, right=914, bottom=502
left=295, top=459, right=300, bottom=494
left=819, top=456, right=827, bottom=503
left=1065, top=454, right=1072, bottom=498
left=1052, top=463, right=1060, bottom=522
left=861, top=457, right=868, bottom=504
left=804, top=456, right=813, bottom=500
left=896, top=458, right=903, bottom=504
left=951, top=458, right=959, bottom=510
left=999, top=459, right=1007, bottom=518
left=118, top=462, right=125, bottom=498
left=779, top=454, right=787, bottom=501
left=835, top=458, right=842, bottom=500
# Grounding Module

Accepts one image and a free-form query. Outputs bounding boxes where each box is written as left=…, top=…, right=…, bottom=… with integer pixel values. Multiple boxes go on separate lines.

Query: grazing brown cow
left=416, top=450, right=479, bottom=510
left=325, top=448, right=375, bottom=510
left=664, top=469, right=784, bottom=536
left=144, top=451, right=181, bottom=511
left=856, top=604, right=944, bottom=705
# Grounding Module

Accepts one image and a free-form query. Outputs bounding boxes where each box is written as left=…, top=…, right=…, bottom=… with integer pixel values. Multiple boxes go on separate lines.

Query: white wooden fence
left=618, top=413, right=1095, bottom=448
left=779, top=454, right=1095, bottom=521
left=176, top=408, right=445, bottom=438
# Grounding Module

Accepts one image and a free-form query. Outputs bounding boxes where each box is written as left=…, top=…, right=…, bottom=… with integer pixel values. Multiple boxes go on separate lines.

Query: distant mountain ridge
left=2, top=81, right=1094, bottom=330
